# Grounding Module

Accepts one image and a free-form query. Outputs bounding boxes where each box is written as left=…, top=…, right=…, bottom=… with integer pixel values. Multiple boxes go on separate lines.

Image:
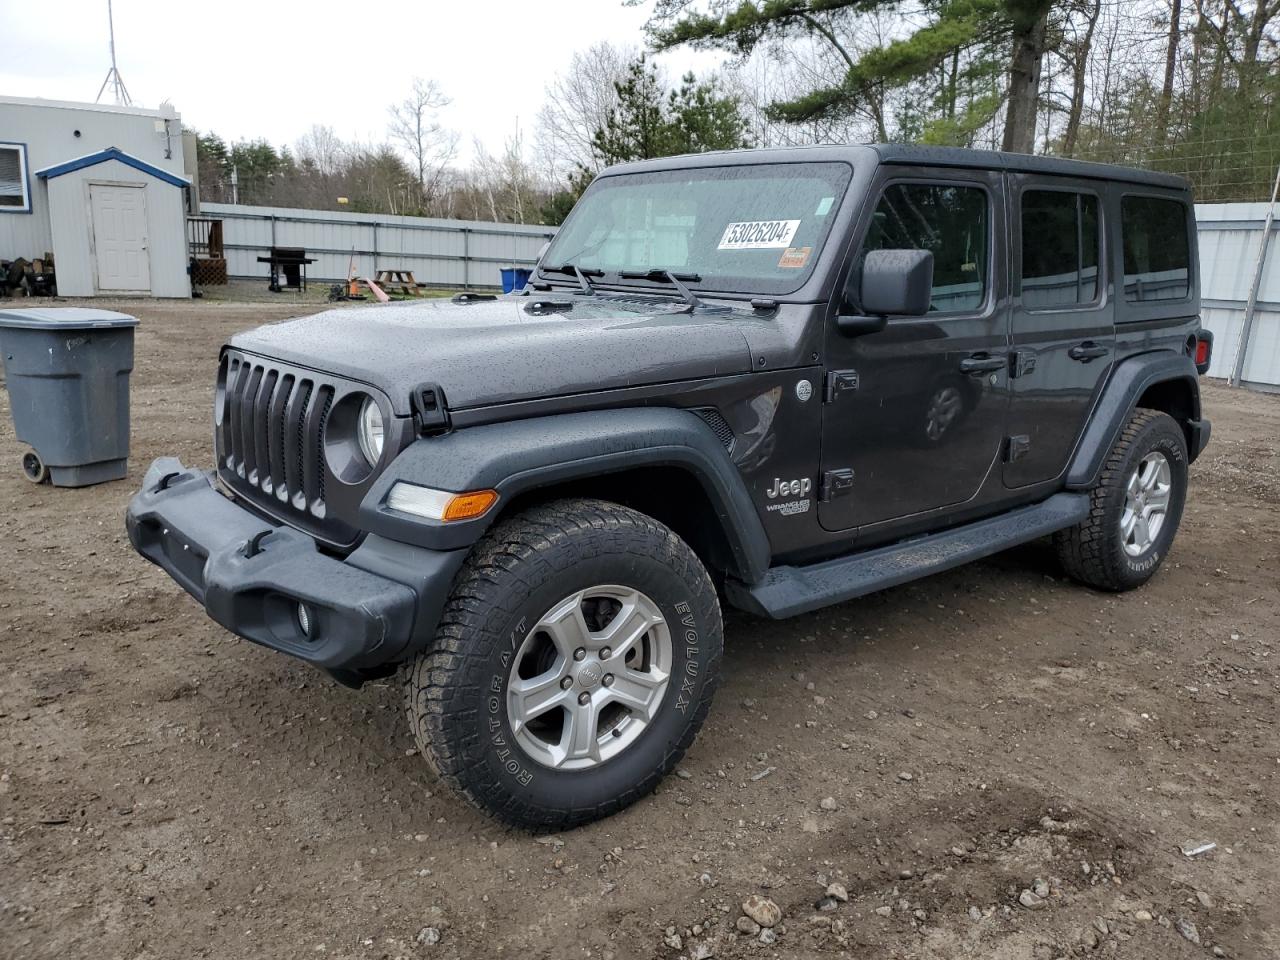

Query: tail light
left=1193, top=330, right=1213, bottom=375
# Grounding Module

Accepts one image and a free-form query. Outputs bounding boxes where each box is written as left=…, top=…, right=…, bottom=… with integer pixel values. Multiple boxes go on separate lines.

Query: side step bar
left=726, top=493, right=1090, bottom=619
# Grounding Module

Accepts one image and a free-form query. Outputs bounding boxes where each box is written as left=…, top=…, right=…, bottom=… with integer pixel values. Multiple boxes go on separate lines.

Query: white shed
left=1, top=96, right=191, bottom=298
left=36, top=148, right=190, bottom=297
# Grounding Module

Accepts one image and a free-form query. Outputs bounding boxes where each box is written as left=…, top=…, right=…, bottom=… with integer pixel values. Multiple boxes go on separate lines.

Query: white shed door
left=90, top=183, right=150, bottom=292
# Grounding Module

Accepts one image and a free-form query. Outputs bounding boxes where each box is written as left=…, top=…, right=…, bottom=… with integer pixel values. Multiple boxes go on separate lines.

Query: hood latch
left=412, top=383, right=451, bottom=436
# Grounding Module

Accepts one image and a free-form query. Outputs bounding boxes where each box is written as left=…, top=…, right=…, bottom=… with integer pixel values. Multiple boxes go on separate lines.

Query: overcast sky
left=1, top=0, right=726, bottom=162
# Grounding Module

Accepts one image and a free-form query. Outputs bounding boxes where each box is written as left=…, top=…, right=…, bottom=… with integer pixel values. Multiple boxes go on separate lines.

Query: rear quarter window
left=1122, top=196, right=1190, bottom=302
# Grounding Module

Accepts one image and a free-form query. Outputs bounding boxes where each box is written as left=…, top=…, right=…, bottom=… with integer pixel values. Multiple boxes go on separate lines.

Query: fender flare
left=358, top=407, right=773, bottom=583
left=1066, top=351, right=1202, bottom=490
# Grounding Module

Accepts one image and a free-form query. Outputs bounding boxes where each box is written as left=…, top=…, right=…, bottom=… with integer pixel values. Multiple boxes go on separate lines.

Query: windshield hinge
left=412, top=383, right=450, bottom=436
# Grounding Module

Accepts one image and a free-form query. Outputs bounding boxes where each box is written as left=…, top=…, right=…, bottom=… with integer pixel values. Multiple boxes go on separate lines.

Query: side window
left=1122, top=196, right=1190, bottom=302
left=0, top=142, right=31, bottom=213
left=1020, top=190, right=1101, bottom=308
left=853, top=182, right=988, bottom=312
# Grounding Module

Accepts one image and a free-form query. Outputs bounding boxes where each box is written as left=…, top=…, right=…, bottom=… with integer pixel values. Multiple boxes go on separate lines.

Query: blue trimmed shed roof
left=35, top=146, right=190, bottom=188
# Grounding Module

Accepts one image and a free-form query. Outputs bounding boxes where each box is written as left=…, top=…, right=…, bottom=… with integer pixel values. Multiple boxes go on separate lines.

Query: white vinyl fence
left=200, top=202, right=556, bottom=290
left=1196, top=202, right=1280, bottom=391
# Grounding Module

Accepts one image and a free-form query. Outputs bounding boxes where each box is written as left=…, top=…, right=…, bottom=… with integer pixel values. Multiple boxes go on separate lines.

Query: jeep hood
left=229, top=295, right=755, bottom=415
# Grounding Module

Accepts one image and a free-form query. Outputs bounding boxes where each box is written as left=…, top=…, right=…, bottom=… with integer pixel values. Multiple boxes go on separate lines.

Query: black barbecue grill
left=257, top=247, right=316, bottom=293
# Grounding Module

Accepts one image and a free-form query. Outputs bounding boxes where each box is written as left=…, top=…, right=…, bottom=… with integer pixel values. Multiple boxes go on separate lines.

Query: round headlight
left=357, top=397, right=385, bottom=465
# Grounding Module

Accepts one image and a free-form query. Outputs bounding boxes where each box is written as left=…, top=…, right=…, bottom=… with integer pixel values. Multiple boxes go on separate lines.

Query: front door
left=1004, top=175, right=1114, bottom=487
left=90, top=183, right=150, bottom=293
left=818, top=168, right=1010, bottom=532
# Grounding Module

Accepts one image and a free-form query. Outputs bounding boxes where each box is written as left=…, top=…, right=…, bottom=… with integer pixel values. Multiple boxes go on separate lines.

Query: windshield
left=541, top=162, right=853, bottom=297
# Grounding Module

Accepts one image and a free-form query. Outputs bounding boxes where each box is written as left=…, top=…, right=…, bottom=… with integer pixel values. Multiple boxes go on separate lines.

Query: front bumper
left=125, top=457, right=467, bottom=676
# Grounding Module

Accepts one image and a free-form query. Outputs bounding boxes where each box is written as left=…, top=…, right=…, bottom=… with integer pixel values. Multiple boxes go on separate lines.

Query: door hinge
left=819, top=468, right=855, bottom=501
left=824, top=369, right=859, bottom=402
left=1010, top=350, right=1037, bottom=378
left=1005, top=435, right=1031, bottom=463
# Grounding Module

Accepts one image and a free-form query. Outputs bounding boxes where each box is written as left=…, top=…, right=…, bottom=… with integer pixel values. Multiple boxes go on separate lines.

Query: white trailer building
left=1, top=96, right=191, bottom=298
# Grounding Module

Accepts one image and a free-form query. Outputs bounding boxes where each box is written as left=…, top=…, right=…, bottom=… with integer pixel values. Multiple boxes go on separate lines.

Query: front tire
left=405, top=498, right=722, bottom=829
left=1055, top=408, right=1188, bottom=591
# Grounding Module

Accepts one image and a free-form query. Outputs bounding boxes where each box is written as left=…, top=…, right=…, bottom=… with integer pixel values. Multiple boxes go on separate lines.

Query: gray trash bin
left=0, top=307, right=138, bottom=487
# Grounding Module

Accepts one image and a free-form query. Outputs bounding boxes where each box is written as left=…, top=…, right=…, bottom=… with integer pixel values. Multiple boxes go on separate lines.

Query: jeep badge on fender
left=767, top=477, right=812, bottom=498
left=126, top=145, right=1211, bottom=830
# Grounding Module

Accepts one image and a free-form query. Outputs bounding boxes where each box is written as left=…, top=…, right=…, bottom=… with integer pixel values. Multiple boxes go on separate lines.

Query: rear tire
left=405, top=498, right=722, bottom=829
left=1055, top=408, right=1188, bottom=591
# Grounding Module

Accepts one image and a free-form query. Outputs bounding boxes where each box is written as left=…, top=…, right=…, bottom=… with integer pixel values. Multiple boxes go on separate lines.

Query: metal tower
left=95, top=0, right=132, bottom=106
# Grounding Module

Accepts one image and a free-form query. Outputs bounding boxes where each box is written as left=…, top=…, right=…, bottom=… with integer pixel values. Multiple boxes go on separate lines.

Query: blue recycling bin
left=500, top=268, right=532, bottom=293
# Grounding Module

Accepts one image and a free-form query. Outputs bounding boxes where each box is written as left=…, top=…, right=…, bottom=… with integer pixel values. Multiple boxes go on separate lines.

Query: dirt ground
left=1, top=298, right=1277, bottom=960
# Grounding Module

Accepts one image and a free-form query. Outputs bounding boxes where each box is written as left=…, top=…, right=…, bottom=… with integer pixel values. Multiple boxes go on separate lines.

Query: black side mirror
left=838, top=248, right=934, bottom=336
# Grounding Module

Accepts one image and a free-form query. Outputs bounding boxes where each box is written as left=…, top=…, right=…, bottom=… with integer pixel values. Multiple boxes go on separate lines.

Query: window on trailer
left=0, top=143, right=30, bottom=213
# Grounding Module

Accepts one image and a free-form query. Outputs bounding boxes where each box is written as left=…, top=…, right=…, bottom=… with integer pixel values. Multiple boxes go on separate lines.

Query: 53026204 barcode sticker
left=718, top=219, right=801, bottom=250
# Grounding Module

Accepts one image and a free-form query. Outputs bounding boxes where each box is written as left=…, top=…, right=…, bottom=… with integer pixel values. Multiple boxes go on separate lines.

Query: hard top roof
left=602, top=143, right=1190, bottom=191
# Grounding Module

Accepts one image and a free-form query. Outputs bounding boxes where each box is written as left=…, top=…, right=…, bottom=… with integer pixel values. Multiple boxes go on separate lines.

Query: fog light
left=297, top=602, right=313, bottom=638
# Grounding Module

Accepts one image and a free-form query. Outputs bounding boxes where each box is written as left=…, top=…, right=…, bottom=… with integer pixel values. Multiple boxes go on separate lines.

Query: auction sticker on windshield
left=718, top=219, right=801, bottom=250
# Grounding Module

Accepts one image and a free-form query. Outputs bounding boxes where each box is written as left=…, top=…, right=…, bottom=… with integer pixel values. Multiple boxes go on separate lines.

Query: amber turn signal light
left=441, top=489, right=499, bottom=521
left=386, top=482, right=499, bottom=522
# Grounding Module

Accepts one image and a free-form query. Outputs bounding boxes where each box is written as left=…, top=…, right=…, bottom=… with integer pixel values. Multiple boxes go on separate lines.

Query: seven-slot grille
left=216, top=352, right=336, bottom=522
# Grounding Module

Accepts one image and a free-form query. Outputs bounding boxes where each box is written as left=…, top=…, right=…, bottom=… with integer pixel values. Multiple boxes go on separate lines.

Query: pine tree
left=648, top=0, right=1055, bottom=153
left=541, top=57, right=753, bottom=223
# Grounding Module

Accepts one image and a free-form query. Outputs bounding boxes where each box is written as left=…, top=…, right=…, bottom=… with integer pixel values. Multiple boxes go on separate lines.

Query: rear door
left=818, top=167, right=1010, bottom=532
left=1004, top=175, right=1113, bottom=487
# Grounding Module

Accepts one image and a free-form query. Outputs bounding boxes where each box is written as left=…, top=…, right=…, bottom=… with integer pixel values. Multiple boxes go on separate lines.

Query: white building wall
left=0, top=96, right=185, bottom=264
left=46, top=158, right=190, bottom=297
left=1196, top=202, right=1280, bottom=389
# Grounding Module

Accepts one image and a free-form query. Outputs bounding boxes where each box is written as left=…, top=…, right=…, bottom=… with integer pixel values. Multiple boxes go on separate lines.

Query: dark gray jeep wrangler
left=127, top=145, right=1212, bottom=828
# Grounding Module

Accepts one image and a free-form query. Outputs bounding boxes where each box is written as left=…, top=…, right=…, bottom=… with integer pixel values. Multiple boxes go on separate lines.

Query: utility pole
left=95, top=0, right=132, bottom=106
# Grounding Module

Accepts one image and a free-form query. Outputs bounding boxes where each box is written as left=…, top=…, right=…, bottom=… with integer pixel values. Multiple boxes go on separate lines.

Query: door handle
left=1068, top=342, right=1109, bottom=362
left=959, top=354, right=1007, bottom=374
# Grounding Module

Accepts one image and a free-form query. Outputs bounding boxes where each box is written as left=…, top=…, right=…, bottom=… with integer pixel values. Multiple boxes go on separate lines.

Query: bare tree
left=1062, top=0, right=1103, bottom=156
left=469, top=133, right=547, bottom=224
left=295, top=124, right=344, bottom=176
left=388, top=78, right=459, bottom=207
left=1156, top=0, right=1184, bottom=144
left=712, top=7, right=902, bottom=149
left=534, top=42, right=636, bottom=178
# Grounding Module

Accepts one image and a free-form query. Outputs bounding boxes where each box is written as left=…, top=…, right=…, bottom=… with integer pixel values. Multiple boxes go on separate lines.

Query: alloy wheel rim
left=507, top=585, right=672, bottom=771
left=1120, top=451, right=1172, bottom=557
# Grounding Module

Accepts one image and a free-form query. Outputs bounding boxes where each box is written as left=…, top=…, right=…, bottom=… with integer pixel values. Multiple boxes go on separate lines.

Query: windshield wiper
left=619, top=269, right=704, bottom=311
left=541, top=262, right=603, bottom=296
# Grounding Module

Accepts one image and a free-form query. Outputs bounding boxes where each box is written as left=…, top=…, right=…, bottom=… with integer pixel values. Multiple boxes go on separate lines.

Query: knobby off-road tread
left=1054, top=408, right=1186, bottom=591
left=405, top=498, right=722, bottom=829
